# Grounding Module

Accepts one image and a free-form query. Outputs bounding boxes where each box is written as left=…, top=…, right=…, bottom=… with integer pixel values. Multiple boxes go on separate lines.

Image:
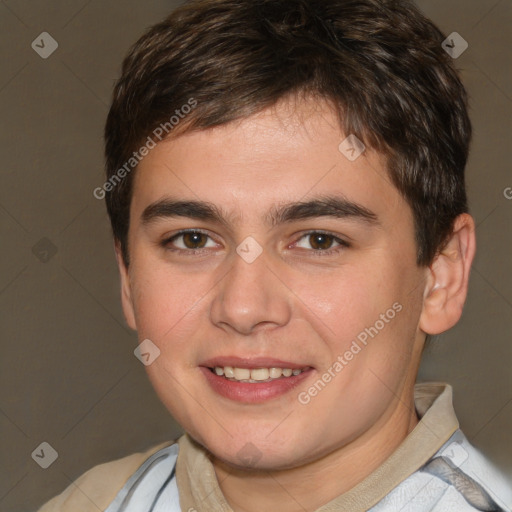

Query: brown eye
left=293, top=231, right=349, bottom=254
left=182, top=232, right=208, bottom=249
left=162, top=230, right=217, bottom=251
left=308, top=233, right=335, bottom=250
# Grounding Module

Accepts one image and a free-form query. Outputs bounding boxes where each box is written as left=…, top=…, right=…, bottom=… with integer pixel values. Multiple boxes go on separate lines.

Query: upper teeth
left=214, top=366, right=304, bottom=382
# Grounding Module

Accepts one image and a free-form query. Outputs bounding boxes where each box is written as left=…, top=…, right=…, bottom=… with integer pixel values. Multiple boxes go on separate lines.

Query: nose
left=210, top=246, right=292, bottom=336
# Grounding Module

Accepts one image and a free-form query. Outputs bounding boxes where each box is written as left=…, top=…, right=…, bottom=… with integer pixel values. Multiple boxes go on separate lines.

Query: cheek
left=129, top=257, right=209, bottom=345
left=290, top=263, right=396, bottom=350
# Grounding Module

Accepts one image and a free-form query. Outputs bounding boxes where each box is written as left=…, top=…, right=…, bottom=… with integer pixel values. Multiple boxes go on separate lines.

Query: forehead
left=131, top=98, right=408, bottom=229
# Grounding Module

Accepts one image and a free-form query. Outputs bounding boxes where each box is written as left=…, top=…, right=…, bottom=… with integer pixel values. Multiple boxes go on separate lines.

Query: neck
left=213, top=392, right=419, bottom=512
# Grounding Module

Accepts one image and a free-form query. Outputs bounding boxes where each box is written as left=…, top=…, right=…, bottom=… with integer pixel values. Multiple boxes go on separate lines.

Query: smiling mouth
left=208, top=366, right=311, bottom=383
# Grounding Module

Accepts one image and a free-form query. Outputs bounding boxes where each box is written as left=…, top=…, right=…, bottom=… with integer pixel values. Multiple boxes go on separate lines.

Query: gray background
left=0, top=1, right=510, bottom=511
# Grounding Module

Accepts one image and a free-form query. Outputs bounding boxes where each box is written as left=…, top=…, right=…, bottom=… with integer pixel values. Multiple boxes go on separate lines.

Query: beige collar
left=176, top=382, right=459, bottom=512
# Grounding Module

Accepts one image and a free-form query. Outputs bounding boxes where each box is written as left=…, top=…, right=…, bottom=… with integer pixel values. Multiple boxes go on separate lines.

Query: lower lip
left=200, top=367, right=314, bottom=403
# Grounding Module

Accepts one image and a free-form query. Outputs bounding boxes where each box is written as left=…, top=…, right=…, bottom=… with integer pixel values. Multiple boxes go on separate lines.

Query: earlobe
left=114, top=241, right=137, bottom=331
left=419, top=213, right=476, bottom=335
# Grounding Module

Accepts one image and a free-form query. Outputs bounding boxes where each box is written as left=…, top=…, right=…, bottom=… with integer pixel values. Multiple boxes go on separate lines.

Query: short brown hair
left=104, top=0, right=471, bottom=267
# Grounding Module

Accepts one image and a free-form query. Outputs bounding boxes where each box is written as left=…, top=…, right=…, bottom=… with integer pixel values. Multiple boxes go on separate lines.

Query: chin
left=194, top=426, right=312, bottom=471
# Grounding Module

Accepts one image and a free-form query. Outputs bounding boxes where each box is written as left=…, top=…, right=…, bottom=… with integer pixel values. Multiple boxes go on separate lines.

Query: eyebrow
left=141, top=195, right=379, bottom=228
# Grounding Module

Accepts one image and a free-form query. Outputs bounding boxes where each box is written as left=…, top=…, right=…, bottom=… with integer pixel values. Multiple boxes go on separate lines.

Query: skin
left=116, top=97, right=476, bottom=512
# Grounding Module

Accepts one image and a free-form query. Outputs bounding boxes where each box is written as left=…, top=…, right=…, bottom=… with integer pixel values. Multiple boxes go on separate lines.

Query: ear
left=114, top=241, right=137, bottom=331
left=419, top=213, right=476, bottom=335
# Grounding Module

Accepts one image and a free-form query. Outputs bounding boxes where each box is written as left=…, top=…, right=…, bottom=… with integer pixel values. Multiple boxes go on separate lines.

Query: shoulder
left=433, top=431, right=512, bottom=511
left=373, top=431, right=512, bottom=512
left=37, top=440, right=177, bottom=512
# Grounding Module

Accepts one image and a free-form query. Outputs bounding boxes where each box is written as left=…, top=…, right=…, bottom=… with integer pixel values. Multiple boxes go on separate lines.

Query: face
left=119, top=98, right=429, bottom=471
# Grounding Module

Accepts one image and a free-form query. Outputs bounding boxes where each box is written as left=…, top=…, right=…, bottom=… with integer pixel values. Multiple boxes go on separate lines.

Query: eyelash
left=160, top=229, right=350, bottom=256
left=292, top=230, right=351, bottom=256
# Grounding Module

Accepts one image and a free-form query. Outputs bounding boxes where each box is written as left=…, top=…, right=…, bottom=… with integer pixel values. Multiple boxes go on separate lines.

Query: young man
left=40, top=0, right=511, bottom=510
